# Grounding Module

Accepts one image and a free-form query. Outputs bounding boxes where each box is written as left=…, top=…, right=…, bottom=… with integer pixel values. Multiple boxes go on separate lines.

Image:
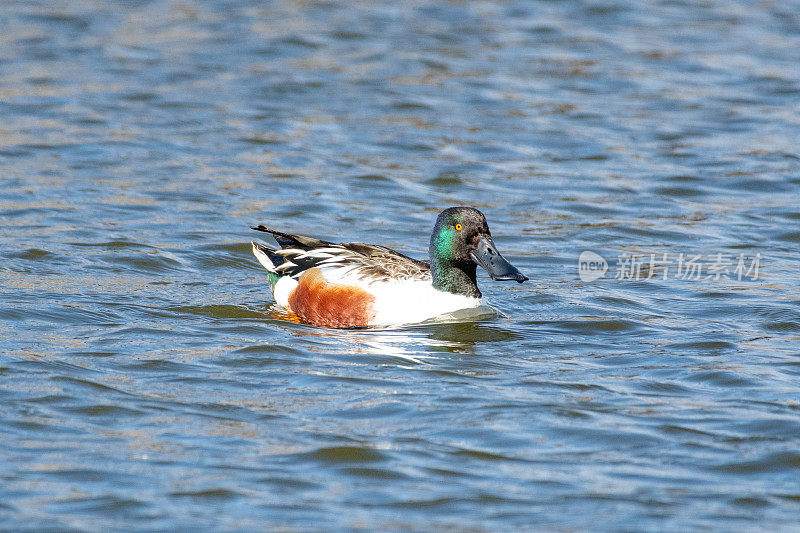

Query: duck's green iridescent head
left=429, top=207, right=528, bottom=297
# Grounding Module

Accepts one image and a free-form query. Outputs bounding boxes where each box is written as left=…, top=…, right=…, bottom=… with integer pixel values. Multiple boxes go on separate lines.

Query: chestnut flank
left=288, top=268, right=376, bottom=328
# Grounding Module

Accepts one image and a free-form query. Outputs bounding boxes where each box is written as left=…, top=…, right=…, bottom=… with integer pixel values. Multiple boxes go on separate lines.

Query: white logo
left=578, top=251, right=608, bottom=282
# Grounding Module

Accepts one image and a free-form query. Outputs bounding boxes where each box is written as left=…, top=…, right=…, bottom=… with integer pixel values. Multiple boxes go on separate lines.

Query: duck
left=251, top=206, right=528, bottom=328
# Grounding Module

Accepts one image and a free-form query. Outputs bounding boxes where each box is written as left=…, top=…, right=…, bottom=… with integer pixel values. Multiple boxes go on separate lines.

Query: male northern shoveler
left=251, top=206, right=528, bottom=328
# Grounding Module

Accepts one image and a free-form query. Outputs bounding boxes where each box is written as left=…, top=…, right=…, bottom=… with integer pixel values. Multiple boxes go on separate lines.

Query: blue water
left=2, top=0, right=800, bottom=530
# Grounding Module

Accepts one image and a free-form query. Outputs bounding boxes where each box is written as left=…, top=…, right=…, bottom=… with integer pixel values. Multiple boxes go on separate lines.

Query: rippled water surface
left=2, top=0, right=800, bottom=530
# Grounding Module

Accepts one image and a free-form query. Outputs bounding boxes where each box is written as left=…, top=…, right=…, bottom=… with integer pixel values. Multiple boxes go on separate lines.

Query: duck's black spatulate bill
left=470, top=235, right=528, bottom=283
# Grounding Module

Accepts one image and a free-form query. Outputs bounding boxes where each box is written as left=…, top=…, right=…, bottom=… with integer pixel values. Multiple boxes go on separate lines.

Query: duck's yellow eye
left=455, top=223, right=462, bottom=231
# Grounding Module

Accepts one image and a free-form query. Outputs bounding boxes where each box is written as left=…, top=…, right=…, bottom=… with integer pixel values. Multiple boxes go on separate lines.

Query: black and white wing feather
left=251, top=226, right=430, bottom=282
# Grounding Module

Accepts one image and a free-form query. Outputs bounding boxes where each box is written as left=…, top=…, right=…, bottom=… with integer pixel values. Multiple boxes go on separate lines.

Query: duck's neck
left=430, top=257, right=482, bottom=299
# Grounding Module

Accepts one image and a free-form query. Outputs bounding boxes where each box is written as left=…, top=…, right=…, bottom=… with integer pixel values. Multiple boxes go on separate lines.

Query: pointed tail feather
left=251, top=225, right=335, bottom=250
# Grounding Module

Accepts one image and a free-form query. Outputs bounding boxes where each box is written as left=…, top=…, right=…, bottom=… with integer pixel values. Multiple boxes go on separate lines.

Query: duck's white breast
left=366, top=278, right=484, bottom=326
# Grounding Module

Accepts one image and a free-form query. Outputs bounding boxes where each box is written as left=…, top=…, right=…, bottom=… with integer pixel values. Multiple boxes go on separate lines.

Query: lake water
left=2, top=0, right=800, bottom=530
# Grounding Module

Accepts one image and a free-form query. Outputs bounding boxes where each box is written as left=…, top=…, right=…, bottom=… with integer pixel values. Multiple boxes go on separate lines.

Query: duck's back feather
left=251, top=226, right=430, bottom=283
